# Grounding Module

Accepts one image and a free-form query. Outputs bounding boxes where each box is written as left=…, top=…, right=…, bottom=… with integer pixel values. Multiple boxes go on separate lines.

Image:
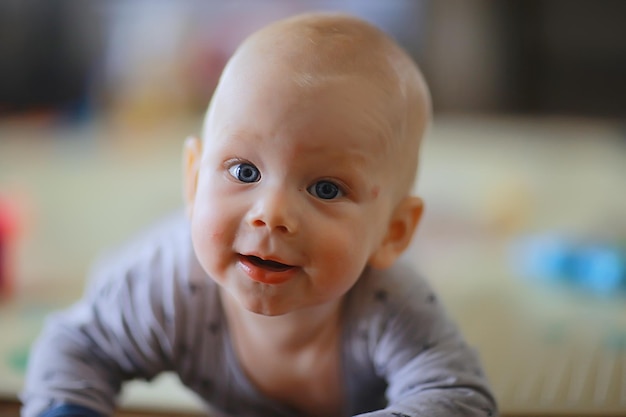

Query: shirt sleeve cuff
left=40, top=404, right=104, bottom=417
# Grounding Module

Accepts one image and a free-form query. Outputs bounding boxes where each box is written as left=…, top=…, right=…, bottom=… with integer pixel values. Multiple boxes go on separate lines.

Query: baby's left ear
left=368, top=196, right=423, bottom=269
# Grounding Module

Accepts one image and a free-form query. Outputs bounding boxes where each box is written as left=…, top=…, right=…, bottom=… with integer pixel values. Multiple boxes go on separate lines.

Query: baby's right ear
left=183, top=136, right=202, bottom=218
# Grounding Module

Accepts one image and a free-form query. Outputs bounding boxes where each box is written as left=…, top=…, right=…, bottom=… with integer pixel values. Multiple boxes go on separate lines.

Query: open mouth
left=243, top=255, right=294, bottom=272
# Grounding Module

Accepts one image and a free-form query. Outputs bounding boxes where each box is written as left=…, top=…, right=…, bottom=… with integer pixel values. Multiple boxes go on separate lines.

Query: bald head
left=205, top=12, right=431, bottom=198
left=233, top=14, right=412, bottom=86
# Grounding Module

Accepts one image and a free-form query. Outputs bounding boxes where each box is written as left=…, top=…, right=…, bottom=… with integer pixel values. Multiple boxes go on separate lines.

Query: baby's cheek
left=194, top=195, right=230, bottom=232
left=191, top=205, right=232, bottom=267
left=370, top=185, right=380, bottom=199
left=315, top=227, right=369, bottom=289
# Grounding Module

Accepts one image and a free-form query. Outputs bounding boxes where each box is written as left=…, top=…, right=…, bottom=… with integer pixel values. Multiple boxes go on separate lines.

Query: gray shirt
left=21, top=213, right=497, bottom=417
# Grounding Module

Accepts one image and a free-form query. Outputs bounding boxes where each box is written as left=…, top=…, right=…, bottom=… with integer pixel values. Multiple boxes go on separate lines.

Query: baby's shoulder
left=85, top=211, right=205, bottom=295
left=350, top=261, right=436, bottom=310
left=342, top=261, right=449, bottom=369
left=343, top=261, right=443, bottom=338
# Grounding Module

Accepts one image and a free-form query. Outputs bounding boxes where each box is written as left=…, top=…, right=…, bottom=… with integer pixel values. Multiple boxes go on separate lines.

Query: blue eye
left=228, top=162, right=260, bottom=183
left=308, top=180, right=342, bottom=200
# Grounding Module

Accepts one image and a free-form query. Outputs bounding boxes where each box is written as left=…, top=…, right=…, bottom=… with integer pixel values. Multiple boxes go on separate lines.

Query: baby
left=22, top=12, right=497, bottom=417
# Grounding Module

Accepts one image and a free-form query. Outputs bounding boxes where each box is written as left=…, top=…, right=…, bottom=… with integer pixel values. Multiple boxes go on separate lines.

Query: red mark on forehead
left=371, top=186, right=380, bottom=199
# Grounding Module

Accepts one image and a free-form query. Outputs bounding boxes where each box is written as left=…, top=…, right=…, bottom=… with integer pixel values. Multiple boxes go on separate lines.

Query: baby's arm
left=21, top=219, right=192, bottom=417
left=21, top=264, right=172, bottom=417
left=356, top=265, right=498, bottom=417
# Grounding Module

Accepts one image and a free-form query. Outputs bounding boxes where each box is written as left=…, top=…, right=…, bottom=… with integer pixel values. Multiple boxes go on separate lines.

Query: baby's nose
left=246, top=187, right=299, bottom=234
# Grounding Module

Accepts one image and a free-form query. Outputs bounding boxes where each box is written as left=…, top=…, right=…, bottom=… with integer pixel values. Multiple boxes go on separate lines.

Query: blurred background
left=2, top=0, right=626, bottom=120
left=1, top=1, right=625, bottom=416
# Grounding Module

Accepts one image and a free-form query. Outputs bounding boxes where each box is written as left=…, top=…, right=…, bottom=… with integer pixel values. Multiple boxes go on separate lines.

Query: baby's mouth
left=241, top=255, right=294, bottom=272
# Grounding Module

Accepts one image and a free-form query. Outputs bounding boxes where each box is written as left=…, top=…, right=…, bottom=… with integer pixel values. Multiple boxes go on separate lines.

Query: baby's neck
left=221, top=290, right=344, bottom=353
left=220, top=290, right=347, bottom=417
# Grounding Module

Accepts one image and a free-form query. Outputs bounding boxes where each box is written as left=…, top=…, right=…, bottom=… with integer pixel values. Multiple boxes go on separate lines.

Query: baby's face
left=187, top=57, right=402, bottom=316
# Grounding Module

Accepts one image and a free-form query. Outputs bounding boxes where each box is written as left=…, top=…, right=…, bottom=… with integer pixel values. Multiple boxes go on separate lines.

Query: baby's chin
left=229, top=286, right=337, bottom=318
left=218, top=282, right=289, bottom=317
left=237, top=295, right=295, bottom=317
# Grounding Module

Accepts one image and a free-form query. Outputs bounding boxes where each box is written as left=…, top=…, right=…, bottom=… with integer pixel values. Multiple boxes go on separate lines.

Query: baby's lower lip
left=237, top=254, right=297, bottom=284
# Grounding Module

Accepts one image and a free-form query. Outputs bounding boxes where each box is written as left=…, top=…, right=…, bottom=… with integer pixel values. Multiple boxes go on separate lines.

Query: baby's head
left=208, top=12, right=430, bottom=200
left=184, top=13, right=431, bottom=315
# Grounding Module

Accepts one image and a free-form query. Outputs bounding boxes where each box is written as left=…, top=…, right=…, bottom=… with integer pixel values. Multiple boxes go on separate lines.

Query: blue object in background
left=510, top=234, right=626, bottom=296
left=511, top=235, right=576, bottom=282
left=575, top=246, right=626, bottom=295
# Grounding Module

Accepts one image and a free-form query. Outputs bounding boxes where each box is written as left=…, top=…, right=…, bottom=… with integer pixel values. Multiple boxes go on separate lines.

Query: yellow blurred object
left=484, top=178, right=534, bottom=236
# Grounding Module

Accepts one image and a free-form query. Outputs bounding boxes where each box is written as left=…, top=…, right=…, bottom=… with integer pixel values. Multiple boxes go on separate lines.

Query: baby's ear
left=368, top=196, right=423, bottom=269
left=183, top=136, right=202, bottom=218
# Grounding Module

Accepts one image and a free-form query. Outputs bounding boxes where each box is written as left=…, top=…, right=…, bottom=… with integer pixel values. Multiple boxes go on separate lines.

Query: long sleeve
left=345, top=263, right=498, bottom=417
left=21, top=214, right=197, bottom=417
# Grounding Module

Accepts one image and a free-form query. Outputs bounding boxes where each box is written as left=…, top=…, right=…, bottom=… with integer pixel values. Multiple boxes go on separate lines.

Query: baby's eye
left=308, top=180, right=343, bottom=200
left=228, top=162, right=260, bottom=183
